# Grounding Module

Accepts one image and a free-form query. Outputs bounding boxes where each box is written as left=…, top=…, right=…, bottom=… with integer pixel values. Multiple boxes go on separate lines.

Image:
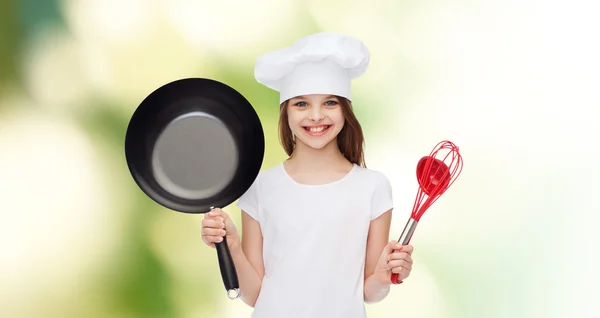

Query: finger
left=401, top=244, right=414, bottom=255
left=390, top=261, right=412, bottom=273
left=208, top=208, right=228, bottom=218
left=389, top=242, right=405, bottom=255
left=387, top=258, right=410, bottom=268
left=203, top=235, right=224, bottom=244
left=202, top=227, right=227, bottom=237
left=201, top=218, right=223, bottom=229
left=201, top=222, right=226, bottom=233
left=204, top=208, right=220, bottom=217
left=202, top=213, right=224, bottom=224
left=388, top=252, right=412, bottom=263
left=202, top=236, right=218, bottom=247
left=211, top=216, right=225, bottom=224
left=201, top=218, right=225, bottom=229
left=383, top=240, right=398, bottom=255
left=387, top=260, right=412, bottom=271
left=211, top=212, right=231, bottom=225
left=391, top=266, right=408, bottom=275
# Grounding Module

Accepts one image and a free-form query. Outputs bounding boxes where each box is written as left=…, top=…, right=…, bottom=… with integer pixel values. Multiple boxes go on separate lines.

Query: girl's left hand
left=375, top=240, right=414, bottom=285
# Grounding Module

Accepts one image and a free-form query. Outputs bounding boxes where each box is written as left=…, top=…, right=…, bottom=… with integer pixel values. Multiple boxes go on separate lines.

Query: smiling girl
left=201, top=32, right=414, bottom=318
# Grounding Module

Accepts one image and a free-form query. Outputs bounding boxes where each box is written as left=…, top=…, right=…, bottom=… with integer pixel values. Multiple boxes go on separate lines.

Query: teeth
left=308, top=126, right=326, bottom=133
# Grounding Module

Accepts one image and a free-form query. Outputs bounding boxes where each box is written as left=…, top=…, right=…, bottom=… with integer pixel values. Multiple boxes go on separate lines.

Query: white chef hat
left=254, top=32, right=370, bottom=104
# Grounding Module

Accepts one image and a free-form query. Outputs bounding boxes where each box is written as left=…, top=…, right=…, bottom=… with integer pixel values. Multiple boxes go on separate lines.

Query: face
left=286, top=94, right=345, bottom=150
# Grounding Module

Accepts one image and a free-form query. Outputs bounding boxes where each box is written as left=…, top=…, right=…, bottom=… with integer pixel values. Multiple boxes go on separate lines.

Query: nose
left=308, top=106, right=324, bottom=122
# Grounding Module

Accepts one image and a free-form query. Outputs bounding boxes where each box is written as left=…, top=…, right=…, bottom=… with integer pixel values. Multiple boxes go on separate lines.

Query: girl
left=201, top=32, right=414, bottom=318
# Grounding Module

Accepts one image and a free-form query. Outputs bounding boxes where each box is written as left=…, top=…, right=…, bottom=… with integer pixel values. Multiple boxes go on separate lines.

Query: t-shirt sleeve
left=236, top=176, right=260, bottom=222
left=371, top=172, right=394, bottom=220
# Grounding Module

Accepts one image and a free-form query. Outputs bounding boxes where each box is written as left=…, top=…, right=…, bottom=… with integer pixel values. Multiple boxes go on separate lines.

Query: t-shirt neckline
left=279, top=162, right=358, bottom=187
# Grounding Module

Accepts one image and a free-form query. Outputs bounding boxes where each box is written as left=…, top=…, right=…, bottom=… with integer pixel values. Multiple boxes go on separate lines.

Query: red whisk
left=391, top=140, right=464, bottom=284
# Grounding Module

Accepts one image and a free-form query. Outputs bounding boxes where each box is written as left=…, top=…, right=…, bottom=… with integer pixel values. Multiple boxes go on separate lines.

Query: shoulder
left=255, top=162, right=284, bottom=181
left=249, top=162, right=287, bottom=190
left=352, top=166, right=394, bottom=219
left=352, top=165, right=392, bottom=186
left=237, top=163, right=286, bottom=215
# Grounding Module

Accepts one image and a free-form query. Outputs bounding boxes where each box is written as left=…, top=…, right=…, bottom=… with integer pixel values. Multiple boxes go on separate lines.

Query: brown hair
left=278, top=96, right=366, bottom=168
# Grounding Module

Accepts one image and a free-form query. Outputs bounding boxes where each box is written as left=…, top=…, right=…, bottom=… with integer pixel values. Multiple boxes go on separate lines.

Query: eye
left=294, top=101, right=308, bottom=107
left=325, top=100, right=338, bottom=106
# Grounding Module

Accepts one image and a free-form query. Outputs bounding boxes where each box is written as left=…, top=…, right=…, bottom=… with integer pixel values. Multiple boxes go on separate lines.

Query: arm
left=231, top=210, right=265, bottom=307
left=363, top=209, right=393, bottom=304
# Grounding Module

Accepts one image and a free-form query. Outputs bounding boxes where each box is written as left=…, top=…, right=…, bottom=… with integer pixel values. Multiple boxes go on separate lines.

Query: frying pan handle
left=391, top=217, right=418, bottom=285
left=209, top=206, right=240, bottom=300
left=215, top=238, right=241, bottom=299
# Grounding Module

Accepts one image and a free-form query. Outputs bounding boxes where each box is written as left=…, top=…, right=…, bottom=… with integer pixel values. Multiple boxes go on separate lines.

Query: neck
left=287, top=139, right=350, bottom=171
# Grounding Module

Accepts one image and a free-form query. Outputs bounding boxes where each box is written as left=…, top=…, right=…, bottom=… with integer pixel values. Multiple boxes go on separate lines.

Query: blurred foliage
left=74, top=98, right=174, bottom=316
left=18, top=0, right=64, bottom=36
left=0, top=0, right=19, bottom=86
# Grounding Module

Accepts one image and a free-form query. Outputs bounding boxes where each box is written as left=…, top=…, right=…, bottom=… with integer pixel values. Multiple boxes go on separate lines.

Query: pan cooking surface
left=124, top=77, right=265, bottom=213
left=151, top=112, right=239, bottom=200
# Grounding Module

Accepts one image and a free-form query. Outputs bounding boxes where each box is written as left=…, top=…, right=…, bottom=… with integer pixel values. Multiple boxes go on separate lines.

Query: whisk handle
left=391, top=217, right=418, bottom=284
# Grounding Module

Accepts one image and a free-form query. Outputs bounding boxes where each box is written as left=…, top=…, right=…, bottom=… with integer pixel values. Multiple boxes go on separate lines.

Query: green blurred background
left=1, top=0, right=599, bottom=317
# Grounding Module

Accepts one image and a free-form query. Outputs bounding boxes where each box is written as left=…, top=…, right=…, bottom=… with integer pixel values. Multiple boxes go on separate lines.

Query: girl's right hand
left=201, top=208, right=241, bottom=252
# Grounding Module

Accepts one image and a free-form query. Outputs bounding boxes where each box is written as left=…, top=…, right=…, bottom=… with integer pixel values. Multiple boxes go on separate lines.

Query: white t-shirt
left=236, top=162, right=394, bottom=318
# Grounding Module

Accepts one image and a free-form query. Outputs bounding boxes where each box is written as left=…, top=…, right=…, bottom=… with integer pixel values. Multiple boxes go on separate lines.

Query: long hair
left=278, top=96, right=366, bottom=168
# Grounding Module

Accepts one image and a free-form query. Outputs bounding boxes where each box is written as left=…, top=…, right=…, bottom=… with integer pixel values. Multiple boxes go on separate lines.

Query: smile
left=303, top=125, right=331, bottom=135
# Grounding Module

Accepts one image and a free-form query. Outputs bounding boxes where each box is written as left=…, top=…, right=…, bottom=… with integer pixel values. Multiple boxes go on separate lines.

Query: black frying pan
left=124, top=77, right=265, bottom=299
